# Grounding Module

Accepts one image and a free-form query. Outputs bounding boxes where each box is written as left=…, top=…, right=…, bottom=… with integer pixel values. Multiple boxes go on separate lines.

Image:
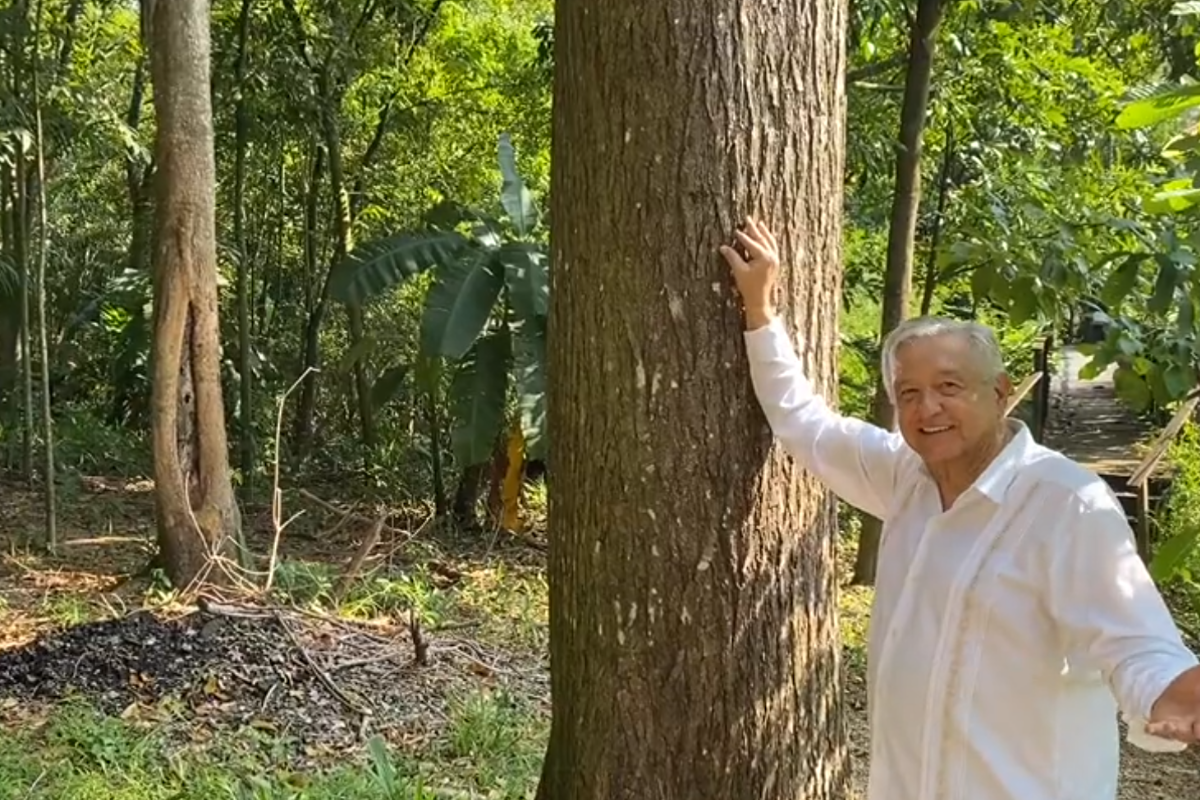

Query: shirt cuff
left=742, top=316, right=794, bottom=362
left=1122, top=655, right=1197, bottom=752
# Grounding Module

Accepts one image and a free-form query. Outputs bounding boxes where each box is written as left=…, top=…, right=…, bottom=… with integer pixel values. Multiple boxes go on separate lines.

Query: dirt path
left=1043, top=346, right=1156, bottom=475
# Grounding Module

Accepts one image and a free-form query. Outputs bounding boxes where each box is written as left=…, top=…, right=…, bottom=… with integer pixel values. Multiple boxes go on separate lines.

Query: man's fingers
left=1146, top=717, right=1200, bottom=741
left=746, top=216, right=778, bottom=252
left=719, top=244, right=749, bottom=273
left=762, top=224, right=778, bottom=251
left=735, top=230, right=772, bottom=262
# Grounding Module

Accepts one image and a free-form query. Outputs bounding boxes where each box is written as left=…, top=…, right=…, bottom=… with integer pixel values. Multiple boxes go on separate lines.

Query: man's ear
left=995, top=373, right=1013, bottom=405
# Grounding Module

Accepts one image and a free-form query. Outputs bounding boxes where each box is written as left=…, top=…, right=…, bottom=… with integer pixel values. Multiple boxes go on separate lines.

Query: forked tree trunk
left=851, top=0, right=945, bottom=586
left=538, top=1, right=849, bottom=798
left=144, top=0, right=241, bottom=588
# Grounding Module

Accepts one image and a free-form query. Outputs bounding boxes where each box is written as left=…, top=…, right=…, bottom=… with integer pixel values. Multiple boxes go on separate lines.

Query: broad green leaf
left=1113, top=365, right=1152, bottom=410
left=1149, top=257, right=1179, bottom=314
left=449, top=331, right=511, bottom=466
left=1149, top=523, right=1200, bottom=583
left=1162, top=362, right=1197, bottom=399
left=512, top=321, right=547, bottom=460
left=1008, top=275, right=1039, bottom=323
left=1163, top=133, right=1200, bottom=158
left=330, top=232, right=468, bottom=305
left=1179, top=292, right=1196, bottom=337
left=969, top=263, right=994, bottom=306
left=370, top=364, right=409, bottom=411
left=1146, top=179, right=1200, bottom=214
left=420, top=249, right=506, bottom=360
left=1149, top=367, right=1172, bottom=406
left=1116, top=333, right=1142, bottom=356
left=1100, top=255, right=1144, bottom=307
left=1116, top=83, right=1200, bottom=129
left=497, top=133, right=537, bottom=236
left=1170, top=1, right=1200, bottom=15
left=499, top=243, right=549, bottom=322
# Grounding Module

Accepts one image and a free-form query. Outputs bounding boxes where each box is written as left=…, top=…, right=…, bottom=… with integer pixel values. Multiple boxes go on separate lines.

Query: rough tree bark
left=144, top=0, right=242, bottom=588
left=850, top=0, right=945, bottom=586
left=538, top=1, right=848, bottom=798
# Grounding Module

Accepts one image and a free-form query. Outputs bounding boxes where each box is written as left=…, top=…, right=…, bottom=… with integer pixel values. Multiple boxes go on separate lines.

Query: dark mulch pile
left=0, top=609, right=275, bottom=712
left=0, top=603, right=546, bottom=766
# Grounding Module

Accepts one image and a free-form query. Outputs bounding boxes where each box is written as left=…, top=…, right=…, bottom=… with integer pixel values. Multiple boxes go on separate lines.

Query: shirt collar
left=968, top=419, right=1035, bottom=503
left=918, top=419, right=1035, bottom=504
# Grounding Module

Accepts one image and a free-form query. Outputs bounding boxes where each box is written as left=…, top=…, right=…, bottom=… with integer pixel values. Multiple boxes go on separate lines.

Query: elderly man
left=720, top=218, right=1200, bottom=800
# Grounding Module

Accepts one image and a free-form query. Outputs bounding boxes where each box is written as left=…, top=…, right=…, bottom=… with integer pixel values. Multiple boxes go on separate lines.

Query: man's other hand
left=1147, top=665, right=1200, bottom=743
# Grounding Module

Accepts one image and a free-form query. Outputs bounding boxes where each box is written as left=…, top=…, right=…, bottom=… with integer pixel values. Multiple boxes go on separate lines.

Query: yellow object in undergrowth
left=500, top=424, right=525, bottom=532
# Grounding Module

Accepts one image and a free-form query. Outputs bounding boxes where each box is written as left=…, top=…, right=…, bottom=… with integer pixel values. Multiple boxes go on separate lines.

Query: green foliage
left=332, top=134, right=549, bottom=467
left=329, top=233, right=470, bottom=307
left=1152, top=422, right=1200, bottom=587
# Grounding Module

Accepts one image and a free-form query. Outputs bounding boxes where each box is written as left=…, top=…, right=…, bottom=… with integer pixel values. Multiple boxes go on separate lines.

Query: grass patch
left=0, top=690, right=547, bottom=800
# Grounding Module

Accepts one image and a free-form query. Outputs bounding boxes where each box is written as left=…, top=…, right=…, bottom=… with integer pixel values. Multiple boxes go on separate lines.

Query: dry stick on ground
left=273, top=611, right=373, bottom=721
left=409, top=607, right=429, bottom=666
left=264, top=367, right=317, bottom=593
left=332, top=513, right=386, bottom=603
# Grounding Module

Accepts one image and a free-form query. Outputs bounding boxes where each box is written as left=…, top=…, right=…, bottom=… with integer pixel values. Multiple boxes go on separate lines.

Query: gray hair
left=880, top=316, right=1006, bottom=404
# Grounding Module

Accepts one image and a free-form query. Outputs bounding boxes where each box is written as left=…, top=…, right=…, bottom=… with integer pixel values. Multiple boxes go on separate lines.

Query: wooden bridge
left=1012, top=339, right=1195, bottom=560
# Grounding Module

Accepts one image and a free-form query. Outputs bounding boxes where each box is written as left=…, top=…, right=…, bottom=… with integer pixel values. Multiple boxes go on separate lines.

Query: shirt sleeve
left=743, top=317, right=907, bottom=520
left=1046, top=487, right=1198, bottom=740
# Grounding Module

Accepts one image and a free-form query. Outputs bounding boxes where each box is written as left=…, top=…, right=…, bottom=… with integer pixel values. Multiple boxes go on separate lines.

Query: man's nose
left=919, top=390, right=943, bottom=416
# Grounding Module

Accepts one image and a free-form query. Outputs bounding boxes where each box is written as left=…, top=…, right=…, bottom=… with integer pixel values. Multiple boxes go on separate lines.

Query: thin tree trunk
left=538, top=0, right=849, bottom=796
left=851, top=0, right=945, bottom=587
left=292, top=142, right=324, bottom=451
left=0, top=170, right=17, bottom=403
left=144, top=0, right=242, bottom=589
left=31, top=0, right=56, bottom=552
left=919, top=122, right=954, bottom=315
left=233, top=0, right=255, bottom=498
left=13, top=0, right=34, bottom=481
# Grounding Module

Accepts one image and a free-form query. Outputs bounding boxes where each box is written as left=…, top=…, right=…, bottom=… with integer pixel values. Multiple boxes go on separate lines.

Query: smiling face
left=891, top=333, right=1010, bottom=468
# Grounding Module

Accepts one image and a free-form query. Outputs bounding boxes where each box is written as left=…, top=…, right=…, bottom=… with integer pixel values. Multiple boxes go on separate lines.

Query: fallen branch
left=333, top=513, right=386, bottom=602
left=274, top=611, right=373, bottom=721
left=57, top=536, right=148, bottom=547
left=197, top=597, right=274, bottom=619
left=330, top=651, right=405, bottom=673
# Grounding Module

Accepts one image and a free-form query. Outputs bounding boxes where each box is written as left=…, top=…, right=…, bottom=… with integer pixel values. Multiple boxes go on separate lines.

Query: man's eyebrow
left=895, top=369, right=968, bottom=387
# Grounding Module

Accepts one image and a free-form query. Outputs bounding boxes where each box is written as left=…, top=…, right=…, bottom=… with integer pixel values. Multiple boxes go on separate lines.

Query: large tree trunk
left=538, top=1, right=848, bottom=798
left=145, top=0, right=242, bottom=589
left=850, top=0, right=945, bottom=586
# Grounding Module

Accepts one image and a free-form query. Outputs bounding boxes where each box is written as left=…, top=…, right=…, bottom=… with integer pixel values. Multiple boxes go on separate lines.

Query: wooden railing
left=1126, top=389, right=1200, bottom=560
left=1003, top=334, right=1053, bottom=442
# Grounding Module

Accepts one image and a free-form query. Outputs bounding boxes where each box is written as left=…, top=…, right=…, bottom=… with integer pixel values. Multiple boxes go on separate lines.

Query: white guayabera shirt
left=744, top=318, right=1198, bottom=800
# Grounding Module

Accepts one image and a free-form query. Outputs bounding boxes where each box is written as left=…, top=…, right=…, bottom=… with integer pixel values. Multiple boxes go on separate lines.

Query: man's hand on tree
left=720, top=216, right=779, bottom=330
